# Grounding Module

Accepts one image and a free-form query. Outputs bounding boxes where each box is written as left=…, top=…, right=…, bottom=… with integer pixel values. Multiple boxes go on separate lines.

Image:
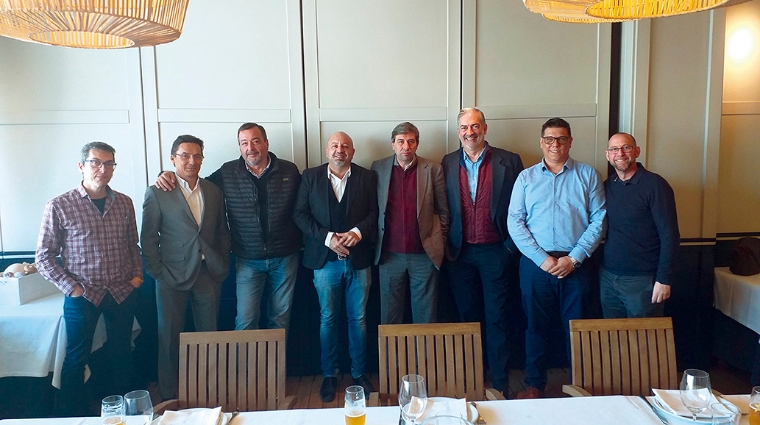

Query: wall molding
left=157, top=108, right=292, bottom=123
left=479, top=104, right=598, bottom=120
left=0, top=110, right=130, bottom=125
left=319, top=108, right=448, bottom=122
left=722, top=101, right=760, bottom=115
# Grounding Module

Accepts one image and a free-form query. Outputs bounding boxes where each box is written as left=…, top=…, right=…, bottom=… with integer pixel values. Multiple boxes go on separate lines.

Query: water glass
left=345, top=385, right=366, bottom=425
left=101, top=395, right=125, bottom=425
left=711, top=401, right=741, bottom=425
left=125, top=390, right=154, bottom=425
left=680, top=369, right=712, bottom=421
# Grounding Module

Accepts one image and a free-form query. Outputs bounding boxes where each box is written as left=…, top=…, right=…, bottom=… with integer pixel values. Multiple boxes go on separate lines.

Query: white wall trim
left=722, top=101, right=760, bottom=115
left=157, top=109, right=292, bottom=123
left=618, top=19, right=651, bottom=167
left=319, top=108, right=448, bottom=122
left=479, top=104, right=598, bottom=120
left=0, top=110, right=129, bottom=125
left=702, top=9, right=726, bottom=238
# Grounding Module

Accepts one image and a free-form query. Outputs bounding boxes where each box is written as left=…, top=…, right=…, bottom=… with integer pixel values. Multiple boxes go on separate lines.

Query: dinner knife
left=639, top=395, right=669, bottom=424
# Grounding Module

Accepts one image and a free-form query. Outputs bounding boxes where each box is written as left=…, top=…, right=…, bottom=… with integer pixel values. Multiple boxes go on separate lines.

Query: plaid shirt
left=36, top=184, right=142, bottom=306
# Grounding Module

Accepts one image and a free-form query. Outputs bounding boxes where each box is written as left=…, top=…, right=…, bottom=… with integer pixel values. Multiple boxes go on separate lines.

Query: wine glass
left=399, top=374, right=428, bottom=425
left=345, top=385, right=366, bottom=425
left=680, top=369, right=712, bottom=421
left=124, top=390, right=154, bottom=425
left=101, top=395, right=125, bottom=425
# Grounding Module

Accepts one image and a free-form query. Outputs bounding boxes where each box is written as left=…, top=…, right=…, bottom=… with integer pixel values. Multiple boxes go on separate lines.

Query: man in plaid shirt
left=36, top=141, right=143, bottom=417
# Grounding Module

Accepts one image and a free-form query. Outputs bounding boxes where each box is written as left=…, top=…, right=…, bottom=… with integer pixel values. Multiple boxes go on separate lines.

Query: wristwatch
left=569, top=256, right=581, bottom=269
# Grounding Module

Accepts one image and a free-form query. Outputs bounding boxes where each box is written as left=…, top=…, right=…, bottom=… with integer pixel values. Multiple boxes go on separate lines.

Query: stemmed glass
left=680, top=369, right=712, bottom=422
left=124, top=390, right=154, bottom=425
left=399, top=374, right=428, bottom=425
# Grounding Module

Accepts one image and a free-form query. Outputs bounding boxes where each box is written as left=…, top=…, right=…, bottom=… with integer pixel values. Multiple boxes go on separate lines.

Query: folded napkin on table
left=416, top=397, right=468, bottom=422
left=652, top=389, right=720, bottom=418
left=717, top=395, right=750, bottom=415
left=159, top=406, right=223, bottom=425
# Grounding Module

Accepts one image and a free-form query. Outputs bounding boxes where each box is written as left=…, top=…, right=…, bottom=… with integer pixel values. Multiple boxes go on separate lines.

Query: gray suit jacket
left=372, top=155, right=450, bottom=268
left=141, top=178, right=231, bottom=290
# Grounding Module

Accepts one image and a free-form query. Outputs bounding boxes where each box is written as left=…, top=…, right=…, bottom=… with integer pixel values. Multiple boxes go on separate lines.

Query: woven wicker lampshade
left=585, top=0, right=730, bottom=19
left=0, top=0, right=190, bottom=48
left=524, top=0, right=629, bottom=23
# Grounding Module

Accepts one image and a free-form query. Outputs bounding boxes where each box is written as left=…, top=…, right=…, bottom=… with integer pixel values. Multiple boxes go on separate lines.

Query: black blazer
left=442, top=143, right=524, bottom=260
left=293, top=163, right=378, bottom=270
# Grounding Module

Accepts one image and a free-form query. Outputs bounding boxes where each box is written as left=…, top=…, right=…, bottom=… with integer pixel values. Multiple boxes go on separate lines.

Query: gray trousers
left=156, top=263, right=221, bottom=400
left=600, top=266, right=664, bottom=318
left=379, top=251, right=438, bottom=324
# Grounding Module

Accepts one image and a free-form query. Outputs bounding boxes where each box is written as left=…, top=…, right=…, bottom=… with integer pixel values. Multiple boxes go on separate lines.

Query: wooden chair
left=562, top=317, right=678, bottom=397
left=373, top=322, right=504, bottom=406
left=154, top=329, right=295, bottom=413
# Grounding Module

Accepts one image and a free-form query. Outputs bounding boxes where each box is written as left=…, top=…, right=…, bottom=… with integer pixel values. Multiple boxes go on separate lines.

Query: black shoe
left=353, top=374, right=375, bottom=397
left=320, top=376, right=338, bottom=402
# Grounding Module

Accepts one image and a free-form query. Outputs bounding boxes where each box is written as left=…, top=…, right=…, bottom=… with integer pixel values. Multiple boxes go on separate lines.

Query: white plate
left=426, top=397, right=478, bottom=423
left=149, top=408, right=230, bottom=425
left=651, top=396, right=711, bottom=424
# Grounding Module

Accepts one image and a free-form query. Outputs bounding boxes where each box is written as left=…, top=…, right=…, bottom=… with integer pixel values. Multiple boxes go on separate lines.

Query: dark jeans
left=520, top=255, right=591, bottom=389
left=447, top=242, right=516, bottom=392
left=54, top=290, right=138, bottom=417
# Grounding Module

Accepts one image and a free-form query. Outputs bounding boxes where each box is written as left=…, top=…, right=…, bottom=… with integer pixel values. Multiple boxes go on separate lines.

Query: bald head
left=325, top=131, right=355, bottom=172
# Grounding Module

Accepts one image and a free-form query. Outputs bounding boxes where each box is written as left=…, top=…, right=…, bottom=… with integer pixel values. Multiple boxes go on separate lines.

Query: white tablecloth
left=0, top=292, right=140, bottom=388
left=714, top=267, right=760, bottom=334
left=0, top=396, right=681, bottom=425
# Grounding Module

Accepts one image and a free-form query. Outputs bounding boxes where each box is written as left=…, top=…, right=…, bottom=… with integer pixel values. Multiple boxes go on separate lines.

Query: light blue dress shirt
left=507, top=157, right=606, bottom=267
left=461, top=145, right=487, bottom=203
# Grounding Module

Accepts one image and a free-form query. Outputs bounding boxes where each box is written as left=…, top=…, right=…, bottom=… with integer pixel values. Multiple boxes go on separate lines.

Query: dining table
left=0, top=292, right=141, bottom=388
left=3, top=395, right=746, bottom=425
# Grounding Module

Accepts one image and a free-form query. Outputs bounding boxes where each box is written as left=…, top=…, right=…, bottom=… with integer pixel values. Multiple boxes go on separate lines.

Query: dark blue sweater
left=602, top=164, right=679, bottom=284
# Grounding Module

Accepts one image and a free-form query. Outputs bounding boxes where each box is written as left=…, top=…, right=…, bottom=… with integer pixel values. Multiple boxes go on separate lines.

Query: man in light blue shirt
left=507, top=117, right=606, bottom=399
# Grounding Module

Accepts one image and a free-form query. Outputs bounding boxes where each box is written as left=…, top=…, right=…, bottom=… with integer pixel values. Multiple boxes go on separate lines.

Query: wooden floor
left=285, top=362, right=753, bottom=409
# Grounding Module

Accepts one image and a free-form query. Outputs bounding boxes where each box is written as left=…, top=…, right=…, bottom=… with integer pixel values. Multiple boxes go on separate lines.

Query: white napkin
left=159, top=407, right=223, bottom=425
left=416, top=398, right=468, bottom=422
left=652, top=389, right=719, bottom=418
left=719, top=395, right=750, bottom=415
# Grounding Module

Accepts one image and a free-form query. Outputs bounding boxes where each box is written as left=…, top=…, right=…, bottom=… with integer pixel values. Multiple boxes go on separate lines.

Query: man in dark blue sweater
left=601, top=132, right=680, bottom=318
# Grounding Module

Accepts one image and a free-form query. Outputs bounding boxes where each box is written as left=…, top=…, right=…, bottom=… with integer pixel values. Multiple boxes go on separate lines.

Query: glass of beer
left=101, top=395, right=125, bottom=425
left=750, top=386, right=760, bottom=425
left=345, top=385, right=366, bottom=425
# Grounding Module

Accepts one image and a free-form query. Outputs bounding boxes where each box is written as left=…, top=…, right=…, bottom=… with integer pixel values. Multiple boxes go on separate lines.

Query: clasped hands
left=329, top=231, right=360, bottom=257
left=540, top=256, right=575, bottom=279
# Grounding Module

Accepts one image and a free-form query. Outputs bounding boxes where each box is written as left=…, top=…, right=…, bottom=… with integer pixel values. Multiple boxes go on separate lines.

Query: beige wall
left=0, top=0, right=757, bottom=252
left=719, top=1, right=760, bottom=234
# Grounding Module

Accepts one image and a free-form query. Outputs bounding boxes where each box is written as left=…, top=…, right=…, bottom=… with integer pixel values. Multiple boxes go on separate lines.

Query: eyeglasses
left=174, top=153, right=204, bottom=161
left=84, top=159, right=117, bottom=170
left=605, top=145, right=636, bottom=154
left=541, top=136, right=570, bottom=145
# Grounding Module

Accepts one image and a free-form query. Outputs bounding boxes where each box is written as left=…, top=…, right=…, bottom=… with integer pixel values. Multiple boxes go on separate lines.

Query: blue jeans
left=520, top=255, right=591, bottom=389
left=599, top=267, right=663, bottom=318
left=313, top=258, right=371, bottom=378
left=446, top=242, right=516, bottom=392
left=235, top=252, right=298, bottom=333
left=55, top=290, right=138, bottom=417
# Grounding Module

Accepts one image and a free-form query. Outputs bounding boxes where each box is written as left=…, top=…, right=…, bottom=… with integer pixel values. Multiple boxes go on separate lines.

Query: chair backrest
left=568, top=317, right=678, bottom=396
left=378, top=322, right=485, bottom=404
left=178, top=329, right=287, bottom=411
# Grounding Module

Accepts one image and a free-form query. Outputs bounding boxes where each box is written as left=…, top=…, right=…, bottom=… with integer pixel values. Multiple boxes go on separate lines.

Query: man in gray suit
left=371, top=122, right=449, bottom=324
left=141, top=134, right=231, bottom=400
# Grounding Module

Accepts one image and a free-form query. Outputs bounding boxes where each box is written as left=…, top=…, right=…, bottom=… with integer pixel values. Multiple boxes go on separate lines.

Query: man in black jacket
left=156, top=123, right=301, bottom=334
left=293, top=131, right=378, bottom=402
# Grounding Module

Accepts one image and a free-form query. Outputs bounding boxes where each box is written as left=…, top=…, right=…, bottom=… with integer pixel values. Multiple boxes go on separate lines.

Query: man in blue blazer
left=141, top=135, right=231, bottom=400
left=441, top=108, right=524, bottom=395
left=293, top=131, right=378, bottom=402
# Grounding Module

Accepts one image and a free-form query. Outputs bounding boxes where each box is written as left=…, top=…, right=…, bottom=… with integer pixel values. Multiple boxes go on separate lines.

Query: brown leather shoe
left=516, top=387, right=544, bottom=399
